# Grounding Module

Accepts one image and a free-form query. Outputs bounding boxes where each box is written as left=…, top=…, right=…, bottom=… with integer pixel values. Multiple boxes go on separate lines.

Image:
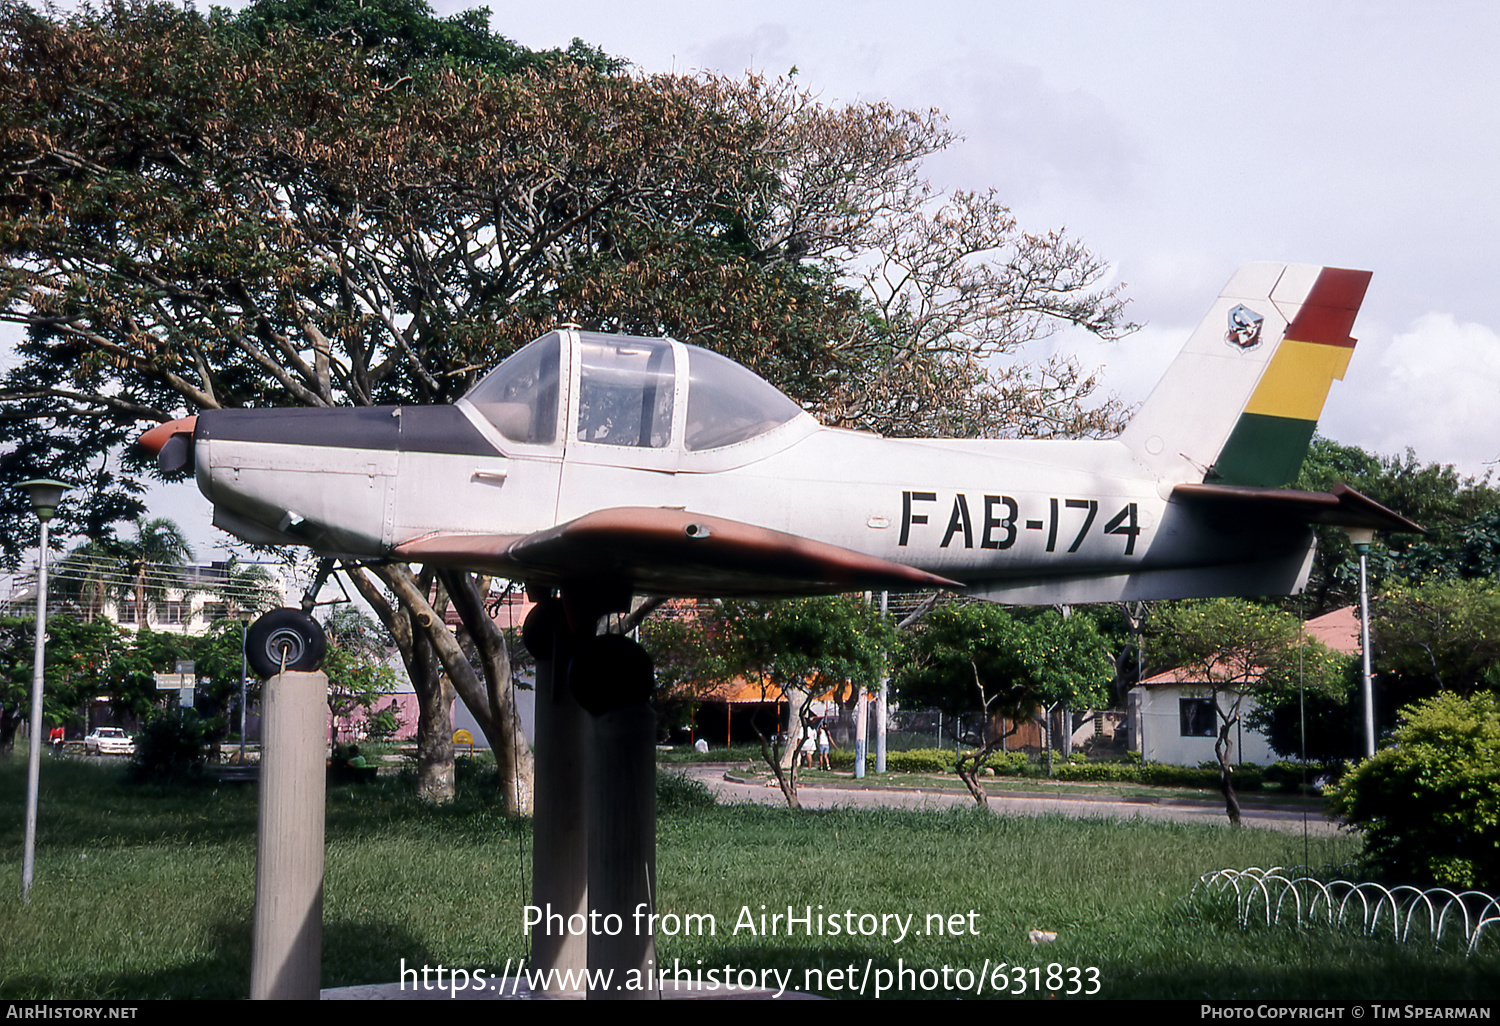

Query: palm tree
left=209, top=555, right=280, bottom=622
left=53, top=539, right=119, bottom=623
left=116, top=518, right=195, bottom=627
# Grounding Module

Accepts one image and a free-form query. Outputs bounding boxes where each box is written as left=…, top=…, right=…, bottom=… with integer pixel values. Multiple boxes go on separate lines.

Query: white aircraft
left=141, top=261, right=1418, bottom=621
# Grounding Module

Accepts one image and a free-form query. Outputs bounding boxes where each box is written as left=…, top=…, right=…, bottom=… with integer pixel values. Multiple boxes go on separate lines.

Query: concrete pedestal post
left=569, top=632, right=657, bottom=1000
left=525, top=602, right=589, bottom=993
left=586, top=703, right=658, bottom=999
left=250, top=670, right=328, bottom=1000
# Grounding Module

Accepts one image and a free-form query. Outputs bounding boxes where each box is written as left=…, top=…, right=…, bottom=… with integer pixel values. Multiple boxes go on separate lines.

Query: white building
left=1126, top=607, right=1360, bottom=766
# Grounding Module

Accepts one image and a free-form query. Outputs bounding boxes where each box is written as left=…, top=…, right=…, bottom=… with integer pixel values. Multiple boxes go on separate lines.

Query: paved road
left=674, top=763, right=1344, bottom=836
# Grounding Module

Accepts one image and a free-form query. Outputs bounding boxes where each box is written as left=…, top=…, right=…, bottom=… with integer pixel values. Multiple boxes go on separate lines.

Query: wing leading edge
left=394, top=507, right=962, bottom=598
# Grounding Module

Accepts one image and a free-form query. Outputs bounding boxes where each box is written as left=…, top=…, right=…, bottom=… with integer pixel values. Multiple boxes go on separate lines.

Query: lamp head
left=1344, top=525, right=1377, bottom=554
left=17, top=479, right=70, bottom=523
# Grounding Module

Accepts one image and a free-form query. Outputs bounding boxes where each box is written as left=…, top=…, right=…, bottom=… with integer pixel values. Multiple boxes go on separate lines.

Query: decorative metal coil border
left=1186, top=867, right=1500, bottom=956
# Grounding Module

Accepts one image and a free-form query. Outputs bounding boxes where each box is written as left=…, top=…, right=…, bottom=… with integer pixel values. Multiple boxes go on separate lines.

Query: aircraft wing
left=1171, top=482, right=1425, bottom=533
left=394, top=507, right=962, bottom=597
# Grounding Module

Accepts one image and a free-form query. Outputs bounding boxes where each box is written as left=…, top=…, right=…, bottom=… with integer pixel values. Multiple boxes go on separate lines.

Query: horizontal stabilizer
left=395, top=507, right=962, bottom=597
left=1171, top=482, right=1425, bottom=534
left=970, top=548, right=1317, bottom=605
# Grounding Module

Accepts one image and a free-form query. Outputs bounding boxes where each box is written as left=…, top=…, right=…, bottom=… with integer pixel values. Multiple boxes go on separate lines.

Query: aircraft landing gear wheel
left=246, top=608, right=327, bottom=678
left=521, top=598, right=569, bottom=660
left=569, top=633, right=654, bottom=715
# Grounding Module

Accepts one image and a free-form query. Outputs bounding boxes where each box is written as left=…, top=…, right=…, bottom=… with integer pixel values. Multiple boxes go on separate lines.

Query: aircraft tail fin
left=1120, top=263, right=1372, bottom=488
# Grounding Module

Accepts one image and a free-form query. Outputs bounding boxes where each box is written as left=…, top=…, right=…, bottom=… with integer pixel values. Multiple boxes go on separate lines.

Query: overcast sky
left=21, top=1, right=1500, bottom=557
left=470, top=0, right=1500, bottom=479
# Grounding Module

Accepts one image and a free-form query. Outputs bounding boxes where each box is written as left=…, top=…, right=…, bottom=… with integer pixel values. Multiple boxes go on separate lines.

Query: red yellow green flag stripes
left=1209, top=267, right=1373, bottom=487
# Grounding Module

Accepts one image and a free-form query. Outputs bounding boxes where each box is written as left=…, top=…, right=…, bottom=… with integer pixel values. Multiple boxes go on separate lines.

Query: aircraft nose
left=139, top=415, right=198, bottom=473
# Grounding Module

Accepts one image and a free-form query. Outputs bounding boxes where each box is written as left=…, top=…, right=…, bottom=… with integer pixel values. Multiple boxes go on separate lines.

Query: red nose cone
left=139, top=415, right=197, bottom=455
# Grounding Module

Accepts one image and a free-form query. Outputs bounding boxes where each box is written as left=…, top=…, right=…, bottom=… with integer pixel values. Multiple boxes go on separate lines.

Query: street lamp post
left=1346, top=526, right=1378, bottom=758
left=239, top=617, right=249, bottom=764
left=17, top=478, right=68, bottom=902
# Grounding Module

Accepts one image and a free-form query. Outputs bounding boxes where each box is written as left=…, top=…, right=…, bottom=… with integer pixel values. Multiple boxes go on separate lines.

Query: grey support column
left=250, top=670, right=328, bottom=1000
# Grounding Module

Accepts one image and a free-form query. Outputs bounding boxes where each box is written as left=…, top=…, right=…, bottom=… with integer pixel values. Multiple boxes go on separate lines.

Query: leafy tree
left=226, top=0, right=622, bottom=78
left=0, top=614, right=123, bottom=756
left=1245, top=665, right=1364, bottom=767
left=900, top=600, right=1116, bottom=804
left=109, top=626, right=193, bottom=718
left=735, top=597, right=891, bottom=806
left=1392, top=508, right=1500, bottom=585
left=898, top=602, right=1114, bottom=803
left=642, top=596, right=891, bottom=808
left=1257, top=578, right=1500, bottom=778
left=1148, top=599, right=1346, bottom=824
left=1330, top=692, right=1500, bottom=890
left=1292, top=437, right=1500, bottom=614
left=1374, top=579, right=1500, bottom=697
left=363, top=700, right=403, bottom=742
left=0, top=1, right=1133, bottom=808
left=320, top=606, right=398, bottom=743
left=113, top=517, right=195, bottom=627
left=634, top=600, right=731, bottom=741
left=0, top=596, right=307, bottom=761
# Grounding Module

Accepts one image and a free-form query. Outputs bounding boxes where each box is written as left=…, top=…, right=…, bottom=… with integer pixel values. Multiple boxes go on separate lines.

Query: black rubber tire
left=246, top=608, right=327, bottom=677
left=521, top=597, right=569, bottom=660
left=568, top=633, right=654, bottom=715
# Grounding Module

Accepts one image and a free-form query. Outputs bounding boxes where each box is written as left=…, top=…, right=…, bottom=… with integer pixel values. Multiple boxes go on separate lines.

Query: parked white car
left=84, top=727, right=135, bottom=756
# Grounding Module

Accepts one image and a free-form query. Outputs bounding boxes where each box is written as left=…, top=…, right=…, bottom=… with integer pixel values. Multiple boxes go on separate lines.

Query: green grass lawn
left=1, top=755, right=1496, bottom=1000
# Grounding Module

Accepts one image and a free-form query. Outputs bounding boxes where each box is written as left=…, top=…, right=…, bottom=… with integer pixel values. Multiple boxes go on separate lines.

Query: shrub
left=1135, top=762, right=1263, bottom=791
left=130, top=709, right=211, bottom=782
left=1263, top=760, right=1335, bottom=789
left=828, top=748, right=955, bottom=773
left=656, top=770, right=717, bottom=811
left=884, top=748, right=960, bottom=774
left=829, top=746, right=1281, bottom=790
left=1053, top=761, right=1139, bottom=782
left=1330, top=692, right=1500, bottom=889
left=980, top=750, right=1034, bottom=775
left=364, top=704, right=402, bottom=742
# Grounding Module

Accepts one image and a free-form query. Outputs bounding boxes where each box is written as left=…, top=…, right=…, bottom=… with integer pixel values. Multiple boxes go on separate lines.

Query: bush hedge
left=130, top=709, right=210, bottom=782
left=827, top=747, right=1272, bottom=790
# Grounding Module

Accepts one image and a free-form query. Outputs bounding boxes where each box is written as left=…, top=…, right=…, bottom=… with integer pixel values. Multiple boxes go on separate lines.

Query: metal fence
left=820, top=706, right=967, bottom=753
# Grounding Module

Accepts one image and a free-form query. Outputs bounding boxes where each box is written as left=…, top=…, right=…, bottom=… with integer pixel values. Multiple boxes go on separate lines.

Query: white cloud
left=1321, top=313, right=1500, bottom=479
left=909, top=55, right=1136, bottom=206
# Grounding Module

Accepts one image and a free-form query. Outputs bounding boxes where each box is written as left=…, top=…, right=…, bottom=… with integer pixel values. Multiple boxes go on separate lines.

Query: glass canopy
left=465, top=331, right=802, bottom=452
